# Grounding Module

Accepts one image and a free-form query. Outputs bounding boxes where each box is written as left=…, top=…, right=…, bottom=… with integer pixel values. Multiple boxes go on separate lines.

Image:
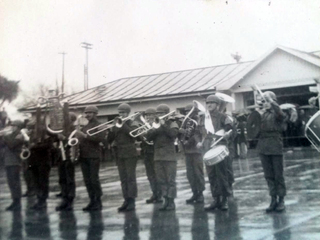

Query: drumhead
left=203, top=145, right=229, bottom=166
left=203, top=145, right=227, bottom=160
left=305, top=110, right=320, bottom=134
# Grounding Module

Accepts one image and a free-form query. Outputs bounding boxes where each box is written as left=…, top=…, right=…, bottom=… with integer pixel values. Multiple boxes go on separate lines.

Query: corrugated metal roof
left=62, top=61, right=253, bottom=106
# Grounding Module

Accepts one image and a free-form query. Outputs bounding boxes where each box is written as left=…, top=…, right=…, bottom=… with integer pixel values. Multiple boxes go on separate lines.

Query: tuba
left=39, top=93, right=70, bottom=161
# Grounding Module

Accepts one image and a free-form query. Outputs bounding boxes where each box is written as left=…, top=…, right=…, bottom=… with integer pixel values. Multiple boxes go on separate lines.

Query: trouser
left=80, top=158, right=102, bottom=199
left=30, top=158, right=51, bottom=200
left=225, top=155, right=234, bottom=187
left=22, top=159, right=35, bottom=194
left=238, top=142, right=248, bottom=159
left=5, top=166, right=22, bottom=199
left=260, top=154, right=286, bottom=197
left=185, top=153, right=205, bottom=193
left=116, top=156, right=138, bottom=199
left=144, top=152, right=160, bottom=196
left=206, top=158, right=232, bottom=197
left=58, top=159, right=76, bottom=199
left=155, top=161, right=177, bottom=198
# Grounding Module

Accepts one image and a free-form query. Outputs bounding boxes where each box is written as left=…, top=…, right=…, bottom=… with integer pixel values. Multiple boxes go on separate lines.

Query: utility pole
left=58, top=52, right=67, bottom=94
left=81, top=42, right=93, bottom=90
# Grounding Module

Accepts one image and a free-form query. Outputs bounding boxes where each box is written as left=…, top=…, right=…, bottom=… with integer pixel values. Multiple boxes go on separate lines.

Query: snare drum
left=305, top=110, right=320, bottom=152
left=203, top=145, right=229, bottom=166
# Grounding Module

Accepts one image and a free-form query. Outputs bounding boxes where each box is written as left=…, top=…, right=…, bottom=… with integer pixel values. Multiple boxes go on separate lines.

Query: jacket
left=147, top=120, right=179, bottom=161
left=257, top=102, right=285, bottom=155
left=80, top=118, right=104, bottom=158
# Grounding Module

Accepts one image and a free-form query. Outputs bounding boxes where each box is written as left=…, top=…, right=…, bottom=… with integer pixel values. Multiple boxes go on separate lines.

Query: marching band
left=4, top=88, right=317, bottom=215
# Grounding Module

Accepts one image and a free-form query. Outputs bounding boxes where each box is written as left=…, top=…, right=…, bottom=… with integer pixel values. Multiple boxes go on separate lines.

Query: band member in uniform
left=141, top=107, right=163, bottom=204
left=55, top=112, right=78, bottom=211
left=76, top=106, right=104, bottom=211
left=29, top=121, right=55, bottom=210
left=107, top=103, right=139, bottom=212
left=199, top=95, right=233, bottom=211
left=217, top=95, right=238, bottom=194
left=1, top=120, right=25, bottom=211
left=21, top=121, right=36, bottom=197
left=179, top=104, right=205, bottom=204
left=146, top=104, right=179, bottom=210
left=257, top=91, right=287, bottom=213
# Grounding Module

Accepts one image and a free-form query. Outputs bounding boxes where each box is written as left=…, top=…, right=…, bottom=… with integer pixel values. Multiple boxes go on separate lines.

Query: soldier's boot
left=118, top=199, right=129, bottom=212
left=83, top=197, right=95, bottom=211
left=166, top=198, right=176, bottom=211
left=96, top=197, right=103, bottom=210
left=275, top=197, right=285, bottom=212
left=204, top=197, right=220, bottom=211
left=63, top=198, right=74, bottom=211
left=186, top=193, right=197, bottom=204
left=56, top=192, right=63, bottom=198
left=6, top=199, right=21, bottom=211
left=146, top=194, right=157, bottom=204
left=195, top=192, right=204, bottom=203
left=159, top=197, right=169, bottom=211
left=32, top=198, right=47, bottom=210
left=220, top=196, right=229, bottom=211
left=266, top=196, right=278, bottom=213
left=89, top=197, right=102, bottom=211
left=56, top=198, right=69, bottom=211
left=126, top=198, right=136, bottom=211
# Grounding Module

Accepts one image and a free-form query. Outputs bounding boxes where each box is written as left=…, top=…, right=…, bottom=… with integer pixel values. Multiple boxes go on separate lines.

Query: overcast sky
left=1, top=0, right=320, bottom=100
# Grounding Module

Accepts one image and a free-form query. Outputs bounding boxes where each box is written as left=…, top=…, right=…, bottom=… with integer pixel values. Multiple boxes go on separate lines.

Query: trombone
left=86, top=112, right=141, bottom=136
left=129, top=110, right=177, bottom=136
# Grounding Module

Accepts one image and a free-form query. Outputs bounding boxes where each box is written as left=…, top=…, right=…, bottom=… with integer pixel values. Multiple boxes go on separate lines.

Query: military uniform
left=29, top=133, right=54, bottom=209
left=257, top=92, right=286, bottom=212
left=180, top=115, right=205, bottom=204
left=108, top=119, right=139, bottom=206
left=204, top=111, right=233, bottom=198
left=147, top=107, right=179, bottom=210
left=2, top=123, right=24, bottom=211
left=56, top=117, right=78, bottom=211
left=79, top=117, right=104, bottom=210
left=141, top=140, right=162, bottom=203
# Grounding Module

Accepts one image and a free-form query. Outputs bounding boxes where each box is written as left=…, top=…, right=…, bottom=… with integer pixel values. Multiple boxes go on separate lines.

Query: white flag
left=204, top=110, right=215, bottom=134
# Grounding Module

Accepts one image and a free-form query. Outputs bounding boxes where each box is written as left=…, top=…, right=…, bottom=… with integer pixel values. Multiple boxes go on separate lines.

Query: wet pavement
left=1, top=147, right=320, bottom=240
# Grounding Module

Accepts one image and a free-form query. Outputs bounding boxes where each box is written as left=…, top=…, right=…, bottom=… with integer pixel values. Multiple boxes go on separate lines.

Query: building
left=22, top=45, right=320, bottom=122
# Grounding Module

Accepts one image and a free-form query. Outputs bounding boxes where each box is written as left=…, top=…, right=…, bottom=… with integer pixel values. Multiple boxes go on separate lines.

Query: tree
left=16, top=83, right=53, bottom=109
left=0, top=74, right=19, bottom=109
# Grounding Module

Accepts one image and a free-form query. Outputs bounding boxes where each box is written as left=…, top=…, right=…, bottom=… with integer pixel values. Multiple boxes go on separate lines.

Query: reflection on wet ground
left=0, top=147, right=320, bottom=239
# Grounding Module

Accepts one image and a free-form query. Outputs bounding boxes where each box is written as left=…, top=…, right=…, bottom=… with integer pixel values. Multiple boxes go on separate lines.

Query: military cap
left=117, top=103, right=131, bottom=113
left=84, top=105, right=98, bottom=113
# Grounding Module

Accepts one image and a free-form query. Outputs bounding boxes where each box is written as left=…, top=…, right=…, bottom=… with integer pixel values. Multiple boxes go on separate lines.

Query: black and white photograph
left=0, top=0, right=320, bottom=239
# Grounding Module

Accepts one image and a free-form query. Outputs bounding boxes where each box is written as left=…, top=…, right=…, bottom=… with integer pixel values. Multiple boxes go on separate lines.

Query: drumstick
left=210, top=129, right=232, bottom=148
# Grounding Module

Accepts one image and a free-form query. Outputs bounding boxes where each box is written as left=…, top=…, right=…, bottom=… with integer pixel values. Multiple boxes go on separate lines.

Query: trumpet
left=129, top=115, right=152, bottom=138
